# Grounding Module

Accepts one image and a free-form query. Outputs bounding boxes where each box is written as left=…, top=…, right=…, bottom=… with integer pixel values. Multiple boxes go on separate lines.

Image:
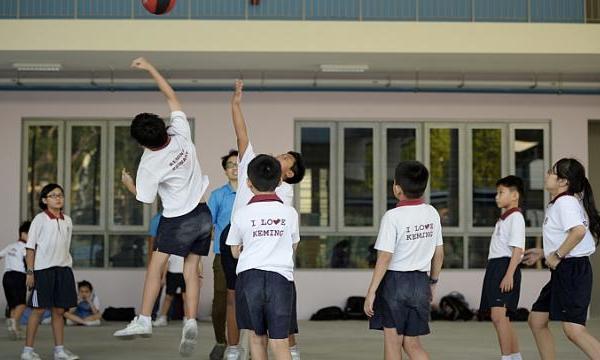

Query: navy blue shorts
left=166, top=272, right=186, bottom=295
left=3, top=271, right=26, bottom=308
left=235, top=269, right=294, bottom=339
left=531, top=257, right=592, bottom=326
left=28, top=267, right=77, bottom=309
left=155, top=203, right=212, bottom=257
left=289, top=283, right=298, bottom=335
left=369, top=270, right=431, bottom=337
left=479, top=257, right=521, bottom=318
left=219, top=224, right=238, bottom=290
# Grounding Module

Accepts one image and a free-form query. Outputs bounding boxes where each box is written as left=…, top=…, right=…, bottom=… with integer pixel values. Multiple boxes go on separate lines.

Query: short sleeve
left=557, top=197, right=586, bottom=232
left=374, top=212, right=397, bottom=253
left=93, top=294, right=101, bottom=309
left=0, top=245, right=10, bottom=258
left=135, top=166, right=159, bottom=204
left=167, top=111, right=191, bottom=140
left=238, top=143, right=256, bottom=177
left=508, top=213, right=526, bottom=249
left=434, top=215, right=443, bottom=246
left=25, top=215, right=43, bottom=250
left=225, top=215, right=243, bottom=246
left=290, top=209, right=300, bottom=244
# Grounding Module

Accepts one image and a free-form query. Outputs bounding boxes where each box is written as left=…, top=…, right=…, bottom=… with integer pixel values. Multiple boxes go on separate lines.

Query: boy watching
left=479, top=176, right=525, bottom=360
left=64, top=280, right=101, bottom=326
left=364, top=160, right=444, bottom=360
left=226, top=155, right=300, bottom=360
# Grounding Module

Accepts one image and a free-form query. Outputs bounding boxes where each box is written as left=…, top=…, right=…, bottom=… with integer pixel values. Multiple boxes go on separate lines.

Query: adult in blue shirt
left=208, top=150, right=238, bottom=360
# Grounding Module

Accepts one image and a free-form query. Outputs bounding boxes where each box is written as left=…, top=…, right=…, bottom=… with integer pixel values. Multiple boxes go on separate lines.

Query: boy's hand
left=545, top=253, right=561, bottom=270
left=121, top=168, right=134, bottom=187
left=499, top=275, right=513, bottom=293
left=26, top=274, right=34, bottom=289
left=131, top=57, right=153, bottom=71
left=232, top=80, right=243, bottom=106
left=522, top=248, right=543, bottom=266
left=364, top=291, right=375, bottom=317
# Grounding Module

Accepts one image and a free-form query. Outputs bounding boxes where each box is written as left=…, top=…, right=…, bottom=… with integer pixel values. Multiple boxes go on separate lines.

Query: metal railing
left=0, top=0, right=595, bottom=23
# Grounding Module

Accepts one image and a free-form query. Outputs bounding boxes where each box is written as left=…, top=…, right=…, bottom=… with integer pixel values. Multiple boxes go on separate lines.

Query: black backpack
left=344, top=296, right=368, bottom=320
left=439, top=292, right=474, bottom=321
left=102, top=307, right=136, bottom=322
left=310, top=306, right=345, bottom=321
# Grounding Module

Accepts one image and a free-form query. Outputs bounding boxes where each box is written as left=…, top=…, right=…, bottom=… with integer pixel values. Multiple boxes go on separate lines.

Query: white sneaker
left=21, top=351, right=42, bottom=360
left=113, top=316, right=152, bottom=338
left=7, top=318, right=17, bottom=340
left=65, top=319, right=76, bottom=326
left=41, top=317, right=51, bottom=325
left=54, top=349, right=79, bottom=360
left=290, top=346, right=301, bottom=360
left=178, top=318, right=198, bottom=357
left=152, top=316, right=168, bottom=327
left=84, top=319, right=101, bottom=326
left=224, top=346, right=241, bottom=360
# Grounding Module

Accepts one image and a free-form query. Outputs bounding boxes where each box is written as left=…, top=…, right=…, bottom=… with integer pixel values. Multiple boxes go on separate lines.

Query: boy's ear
left=392, top=182, right=403, bottom=198
left=246, top=178, right=253, bottom=190
left=284, top=169, right=294, bottom=180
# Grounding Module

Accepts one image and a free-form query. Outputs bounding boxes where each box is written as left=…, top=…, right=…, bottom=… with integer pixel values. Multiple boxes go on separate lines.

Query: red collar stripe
left=44, top=209, right=65, bottom=220
left=500, top=207, right=521, bottom=221
left=248, top=194, right=283, bottom=205
left=396, top=198, right=425, bottom=207
left=549, top=191, right=574, bottom=204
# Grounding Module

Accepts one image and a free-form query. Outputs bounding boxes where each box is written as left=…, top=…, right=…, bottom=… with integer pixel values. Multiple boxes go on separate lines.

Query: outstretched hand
left=131, top=57, right=153, bottom=71
left=522, top=248, right=544, bottom=266
left=121, top=168, right=134, bottom=188
left=232, top=79, right=243, bottom=105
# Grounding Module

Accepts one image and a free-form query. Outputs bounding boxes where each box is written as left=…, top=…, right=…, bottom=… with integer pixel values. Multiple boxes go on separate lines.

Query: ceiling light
left=320, top=64, right=369, bottom=73
left=12, top=63, right=62, bottom=72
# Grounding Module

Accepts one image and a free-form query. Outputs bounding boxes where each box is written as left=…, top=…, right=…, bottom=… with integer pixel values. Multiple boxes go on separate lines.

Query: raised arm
left=131, top=57, right=182, bottom=112
left=231, top=80, right=249, bottom=158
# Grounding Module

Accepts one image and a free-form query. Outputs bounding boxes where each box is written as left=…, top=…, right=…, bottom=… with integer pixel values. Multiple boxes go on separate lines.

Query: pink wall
left=1, top=90, right=599, bottom=319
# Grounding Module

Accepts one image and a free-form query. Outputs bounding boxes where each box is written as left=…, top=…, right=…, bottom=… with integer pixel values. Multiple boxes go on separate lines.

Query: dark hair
left=77, top=280, right=93, bottom=292
left=496, top=175, right=524, bottom=206
left=221, top=149, right=239, bottom=170
left=130, top=113, right=168, bottom=149
left=552, top=158, right=600, bottom=243
left=248, top=154, right=281, bottom=192
left=19, top=221, right=31, bottom=235
left=394, top=161, right=429, bottom=199
left=283, top=151, right=306, bottom=185
left=39, top=183, right=64, bottom=210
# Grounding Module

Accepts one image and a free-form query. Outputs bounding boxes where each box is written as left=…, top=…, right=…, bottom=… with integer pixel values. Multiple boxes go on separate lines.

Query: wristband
left=554, top=250, right=564, bottom=260
left=429, top=277, right=439, bottom=285
left=26, top=269, right=34, bottom=275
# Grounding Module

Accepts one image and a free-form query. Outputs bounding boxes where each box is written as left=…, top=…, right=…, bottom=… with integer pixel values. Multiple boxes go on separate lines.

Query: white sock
left=23, top=347, right=34, bottom=354
left=511, top=353, right=522, bottom=360
left=138, top=315, right=151, bottom=327
left=289, top=345, right=298, bottom=352
left=54, top=345, right=64, bottom=353
left=501, top=356, right=512, bottom=360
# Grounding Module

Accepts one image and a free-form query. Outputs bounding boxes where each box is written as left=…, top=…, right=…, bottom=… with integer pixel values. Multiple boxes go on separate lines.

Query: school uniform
left=226, top=194, right=300, bottom=339
left=165, top=255, right=186, bottom=295
left=26, top=211, right=77, bottom=309
left=74, top=294, right=101, bottom=319
left=369, top=199, right=443, bottom=337
left=136, top=111, right=212, bottom=257
left=479, top=208, right=525, bottom=318
left=1, top=241, right=27, bottom=308
left=531, top=193, right=596, bottom=325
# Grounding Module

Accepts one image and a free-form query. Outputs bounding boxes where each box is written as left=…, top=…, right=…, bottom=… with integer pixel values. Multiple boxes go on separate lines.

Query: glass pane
left=386, top=128, right=417, bottom=209
left=71, top=234, right=104, bottom=267
left=514, top=129, right=545, bottom=227
left=299, top=128, right=330, bottom=227
left=429, top=128, right=460, bottom=226
left=468, top=236, right=490, bottom=268
left=70, top=126, right=102, bottom=225
left=472, top=129, right=502, bottom=227
left=108, top=235, right=147, bottom=268
left=344, top=128, right=374, bottom=226
left=26, top=126, right=59, bottom=220
left=295, top=236, right=376, bottom=269
left=113, top=126, right=144, bottom=226
left=443, top=236, right=464, bottom=269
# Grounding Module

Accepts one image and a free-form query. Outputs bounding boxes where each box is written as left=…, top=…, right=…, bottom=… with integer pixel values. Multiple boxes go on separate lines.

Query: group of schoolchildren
left=2, top=56, right=600, bottom=360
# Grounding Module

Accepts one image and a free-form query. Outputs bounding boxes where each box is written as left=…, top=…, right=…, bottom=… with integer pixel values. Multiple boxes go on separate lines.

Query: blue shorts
left=369, top=270, right=431, bottom=337
left=235, top=269, right=294, bottom=339
left=155, top=203, right=212, bottom=257
left=531, top=257, right=592, bottom=326
left=479, top=257, right=521, bottom=318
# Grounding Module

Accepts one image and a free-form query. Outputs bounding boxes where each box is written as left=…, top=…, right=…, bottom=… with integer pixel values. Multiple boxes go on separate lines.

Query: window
left=296, top=121, right=549, bottom=269
left=21, top=119, right=182, bottom=268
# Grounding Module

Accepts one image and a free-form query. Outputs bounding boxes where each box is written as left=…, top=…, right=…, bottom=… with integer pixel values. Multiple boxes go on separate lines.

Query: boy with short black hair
left=64, top=280, right=101, bottom=326
left=226, top=154, right=300, bottom=360
left=364, top=160, right=444, bottom=360
left=479, top=175, right=525, bottom=360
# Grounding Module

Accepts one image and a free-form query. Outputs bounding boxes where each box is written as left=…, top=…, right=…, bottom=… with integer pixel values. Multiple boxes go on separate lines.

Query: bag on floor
left=102, top=307, right=136, bottom=322
left=344, top=296, right=368, bottom=320
left=310, top=306, right=345, bottom=321
left=439, top=292, right=474, bottom=321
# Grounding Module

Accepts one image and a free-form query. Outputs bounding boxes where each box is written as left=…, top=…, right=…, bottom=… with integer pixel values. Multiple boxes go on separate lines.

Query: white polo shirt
left=488, top=208, right=526, bottom=259
left=26, top=211, right=73, bottom=270
left=230, top=142, right=293, bottom=220
left=226, top=194, right=300, bottom=281
left=0, top=241, right=26, bottom=273
left=543, top=193, right=596, bottom=258
left=136, top=111, right=209, bottom=218
left=374, top=199, right=443, bottom=272
left=167, top=255, right=184, bottom=274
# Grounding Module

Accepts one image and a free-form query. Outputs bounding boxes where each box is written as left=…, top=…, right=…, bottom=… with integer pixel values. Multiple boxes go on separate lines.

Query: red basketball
left=142, top=0, right=176, bottom=15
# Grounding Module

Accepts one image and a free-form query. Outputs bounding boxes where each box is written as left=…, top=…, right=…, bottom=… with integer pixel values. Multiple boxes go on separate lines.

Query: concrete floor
left=1, top=319, right=599, bottom=359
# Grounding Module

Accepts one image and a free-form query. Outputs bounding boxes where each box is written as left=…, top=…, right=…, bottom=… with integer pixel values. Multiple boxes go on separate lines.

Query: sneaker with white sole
left=113, top=316, right=152, bottom=338
left=84, top=319, right=101, bottom=326
left=209, top=343, right=226, bottom=360
left=152, top=316, right=168, bottom=327
left=224, top=345, right=241, bottom=360
left=54, top=349, right=79, bottom=360
left=21, top=351, right=42, bottom=360
left=290, top=346, right=301, bottom=360
left=179, top=318, right=198, bottom=357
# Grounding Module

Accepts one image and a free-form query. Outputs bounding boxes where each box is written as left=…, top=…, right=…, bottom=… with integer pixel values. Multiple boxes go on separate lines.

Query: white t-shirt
left=374, top=200, right=443, bottom=272
left=80, top=293, right=101, bottom=310
left=226, top=195, right=300, bottom=281
left=26, top=211, right=73, bottom=270
left=136, top=111, right=209, bottom=218
left=230, top=143, right=293, bottom=220
left=0, top=241, right=26, bottom=273
left=488, top=209, right=526, bottom=259
left=543, top=194, right=596, bottom=258
left=167, top=255, right=184, bottom=274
